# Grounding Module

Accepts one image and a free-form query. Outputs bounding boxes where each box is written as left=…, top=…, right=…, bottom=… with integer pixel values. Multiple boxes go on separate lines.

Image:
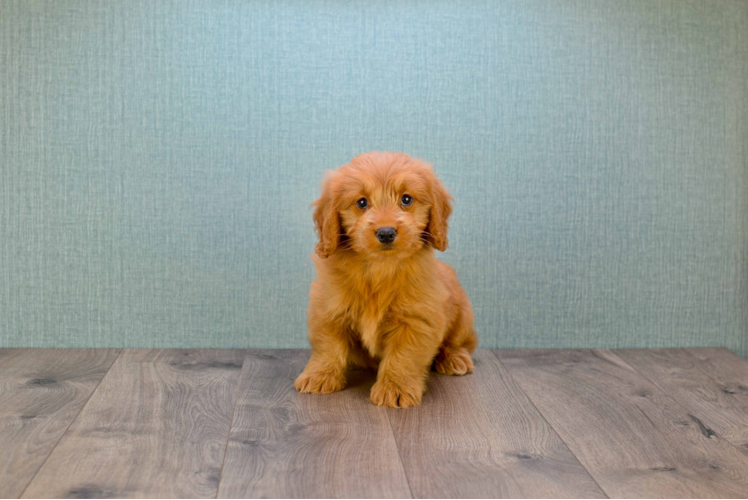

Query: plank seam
left=385, top=410, right=415, bottom=499
left=17, top=348, right=123, bottom=499
left=215, top=349, right=248, bottom=499
left=489, top=350, right=611, bottom=500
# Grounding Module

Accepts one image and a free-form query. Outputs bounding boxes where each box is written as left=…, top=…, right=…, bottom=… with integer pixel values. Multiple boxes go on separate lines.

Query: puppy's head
left=312, top=152, right=453, bottom=260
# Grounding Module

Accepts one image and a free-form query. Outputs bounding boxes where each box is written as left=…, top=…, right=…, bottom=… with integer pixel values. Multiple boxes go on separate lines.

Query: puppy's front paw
left=434, top=347, right=474, bottom=376
left=294, top=370, right=346, bottom=394
left=370, top=380, right=423, bottom=408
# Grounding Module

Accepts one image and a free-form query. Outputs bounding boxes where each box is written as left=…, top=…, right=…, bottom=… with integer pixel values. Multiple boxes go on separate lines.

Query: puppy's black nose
left=376, top=227, right=397, bottom=244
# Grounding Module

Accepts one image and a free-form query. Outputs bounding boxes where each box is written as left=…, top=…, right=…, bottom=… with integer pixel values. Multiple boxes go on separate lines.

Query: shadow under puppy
left=295, top=152, right=478, bottom=408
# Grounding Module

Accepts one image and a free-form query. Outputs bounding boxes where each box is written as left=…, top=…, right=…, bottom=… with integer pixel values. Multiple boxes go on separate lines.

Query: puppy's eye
left=356, top=198, right=368, bottom=209
left=401, top=194, right=413, bottom=206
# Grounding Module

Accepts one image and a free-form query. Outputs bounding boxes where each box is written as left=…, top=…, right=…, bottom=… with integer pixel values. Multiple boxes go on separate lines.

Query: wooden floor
left=1, top=349, right=747, bottom=498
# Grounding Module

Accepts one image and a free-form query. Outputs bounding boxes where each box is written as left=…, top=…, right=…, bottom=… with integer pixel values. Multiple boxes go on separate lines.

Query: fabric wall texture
left=1, top=0, right=747, bottom=355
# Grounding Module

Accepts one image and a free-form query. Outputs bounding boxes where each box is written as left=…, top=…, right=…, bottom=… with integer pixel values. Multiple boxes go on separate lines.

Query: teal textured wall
left=1, top=0, right=747, bottom=354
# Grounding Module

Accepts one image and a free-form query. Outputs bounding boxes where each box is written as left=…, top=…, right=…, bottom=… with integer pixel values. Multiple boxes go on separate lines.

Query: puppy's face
left=313, top=152, right=453, bottom=261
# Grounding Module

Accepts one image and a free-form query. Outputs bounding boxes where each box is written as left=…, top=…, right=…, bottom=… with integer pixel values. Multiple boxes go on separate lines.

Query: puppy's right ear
left=312, top=173, right=341, bottom=258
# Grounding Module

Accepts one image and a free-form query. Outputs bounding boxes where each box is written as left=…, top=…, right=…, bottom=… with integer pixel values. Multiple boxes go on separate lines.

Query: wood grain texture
left=21, top=349, right=245, bottom=499
left=217, top=350, right=411, bottom=499
left=495, top=349, right=748, bottom=498
left=616, top=348, right=748, bottom=455
left=0, top=348, right=120, bottom=499
left=687, top=348, right=748, bottom=408
left=387, top=350, right=605, bottom=498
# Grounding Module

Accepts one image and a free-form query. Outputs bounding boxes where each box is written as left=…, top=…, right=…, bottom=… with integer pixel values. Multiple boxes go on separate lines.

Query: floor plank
left=686, top=347, right=748, bottom=382
left=387, top=350, right=605, bottom=498
left=687, top=348, right=748, bottom=433
left=494, top=349, right=748, bottom=498
left=617, top=348, right=748, bottom=455
left=21, top=349, right=245, bottom=499
left=217, top=350, right=411, bottom=499
left=0, top=349, right=120, bottom=499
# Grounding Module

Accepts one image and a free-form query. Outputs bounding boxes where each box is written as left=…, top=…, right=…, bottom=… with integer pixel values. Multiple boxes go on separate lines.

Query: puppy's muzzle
left=375, top=227, right=397, bottom=244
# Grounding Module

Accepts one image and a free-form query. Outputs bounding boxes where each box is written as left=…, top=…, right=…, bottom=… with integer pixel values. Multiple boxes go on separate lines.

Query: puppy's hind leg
left=433, top=305, right=478, bottom=376
left=433, top=345, right=474, bottom=375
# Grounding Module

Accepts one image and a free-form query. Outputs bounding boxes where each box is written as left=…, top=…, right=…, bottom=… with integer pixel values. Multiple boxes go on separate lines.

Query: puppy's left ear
left=424, top=167, right=453, bottom=252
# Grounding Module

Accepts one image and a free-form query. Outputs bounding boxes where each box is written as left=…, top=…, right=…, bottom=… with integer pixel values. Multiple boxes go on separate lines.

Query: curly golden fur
left=294, top=152, right=478, bottom=408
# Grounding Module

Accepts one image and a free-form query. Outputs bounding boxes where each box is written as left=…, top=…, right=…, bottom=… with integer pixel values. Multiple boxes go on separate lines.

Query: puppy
left=294, top=152, right=478, bottom=408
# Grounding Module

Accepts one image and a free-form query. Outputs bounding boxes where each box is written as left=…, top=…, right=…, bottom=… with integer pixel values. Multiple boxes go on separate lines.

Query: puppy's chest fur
left=332, top=262, right=445, bottom=357
left=344, top=282, right=401, bottom=357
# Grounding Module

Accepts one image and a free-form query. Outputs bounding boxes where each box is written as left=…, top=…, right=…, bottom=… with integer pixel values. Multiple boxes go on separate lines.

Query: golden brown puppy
left=295, top=152, right=478, bottom=408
